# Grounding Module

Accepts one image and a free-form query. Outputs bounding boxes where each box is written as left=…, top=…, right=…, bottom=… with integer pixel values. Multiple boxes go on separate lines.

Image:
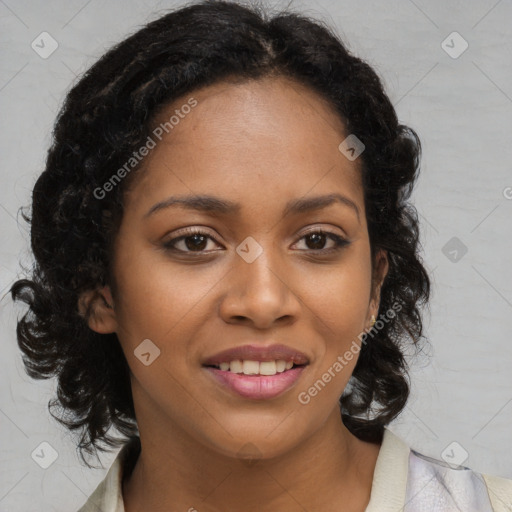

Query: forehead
left=126, top=75, right=364, bottom=217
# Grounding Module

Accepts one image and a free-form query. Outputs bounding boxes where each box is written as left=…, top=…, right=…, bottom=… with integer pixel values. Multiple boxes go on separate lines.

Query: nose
left=218, top=247, right=301, bottom=329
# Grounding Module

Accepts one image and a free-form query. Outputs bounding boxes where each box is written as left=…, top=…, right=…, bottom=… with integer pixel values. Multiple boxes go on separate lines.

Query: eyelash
left=162, top=227, right=350, bottom=256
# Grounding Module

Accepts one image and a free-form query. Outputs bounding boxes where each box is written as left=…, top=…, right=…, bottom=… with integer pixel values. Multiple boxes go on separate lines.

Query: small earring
left=370, top=315, right=376, bottom=327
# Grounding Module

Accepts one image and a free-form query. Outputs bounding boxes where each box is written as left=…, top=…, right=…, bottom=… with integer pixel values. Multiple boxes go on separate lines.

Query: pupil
left=185, top=234, right=207, bottom=251
left=183, top=233, right=327, bottom=251
left=307, top=233, right=325, bottom=250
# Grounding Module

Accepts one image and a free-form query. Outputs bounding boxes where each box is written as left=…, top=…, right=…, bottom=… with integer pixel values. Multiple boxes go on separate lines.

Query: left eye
left=163, top=229, right=349, bottom=254
left=293, top=230, right=349, bottom=252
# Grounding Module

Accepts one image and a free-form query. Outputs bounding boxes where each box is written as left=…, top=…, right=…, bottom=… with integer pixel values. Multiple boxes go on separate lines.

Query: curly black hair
left=10, top=0, right=431, bottom=466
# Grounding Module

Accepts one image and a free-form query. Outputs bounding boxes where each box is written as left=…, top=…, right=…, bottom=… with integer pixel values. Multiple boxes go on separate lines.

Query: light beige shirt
left=77, top=427, right=512, bottom=511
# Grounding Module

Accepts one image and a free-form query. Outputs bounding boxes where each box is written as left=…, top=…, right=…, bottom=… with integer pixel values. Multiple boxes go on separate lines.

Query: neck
left=122, top=408, right=381, bottom=512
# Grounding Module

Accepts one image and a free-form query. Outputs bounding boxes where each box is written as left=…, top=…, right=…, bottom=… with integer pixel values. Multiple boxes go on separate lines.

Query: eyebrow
left=144, top=192, right=360, bottom=223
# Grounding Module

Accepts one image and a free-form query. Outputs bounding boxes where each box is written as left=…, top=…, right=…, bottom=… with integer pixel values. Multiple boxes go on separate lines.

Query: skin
left=82, top=75, right=389, bottom=512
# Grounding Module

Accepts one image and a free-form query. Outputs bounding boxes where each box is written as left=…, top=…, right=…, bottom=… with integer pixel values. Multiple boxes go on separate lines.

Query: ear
left=77, top=285, right=117, bottom=334
left=367, top=249, right=389, bottom=326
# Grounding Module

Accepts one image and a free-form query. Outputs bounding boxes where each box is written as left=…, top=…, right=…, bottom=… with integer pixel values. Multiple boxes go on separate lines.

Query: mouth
left=203, top=364, right=308, bottom=400
left=202, top=344, right=309, bottom=400
left=203, top=359, right=306, bottom=375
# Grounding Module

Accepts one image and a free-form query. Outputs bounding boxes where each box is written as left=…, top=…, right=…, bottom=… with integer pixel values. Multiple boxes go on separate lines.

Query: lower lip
left=204, top=366, right=306, bottom=400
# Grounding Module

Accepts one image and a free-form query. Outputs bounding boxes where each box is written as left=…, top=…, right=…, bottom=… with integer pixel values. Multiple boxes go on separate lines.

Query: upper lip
left=202, top=344, right=310, bottom=366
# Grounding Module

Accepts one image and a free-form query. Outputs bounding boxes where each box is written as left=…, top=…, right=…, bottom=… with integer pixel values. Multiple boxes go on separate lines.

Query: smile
left=207, top=359, right=296, bottom=375
left=203, top=360, right=307, bottom=400
left=202, top=343, right=309, bottom=399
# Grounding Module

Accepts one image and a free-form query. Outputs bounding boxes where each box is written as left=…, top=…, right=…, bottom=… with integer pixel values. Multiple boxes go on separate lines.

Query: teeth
left=259, top=361, right=276, bottom=375
left=276, top=360, right=286, bottom=372
left=242, top=360, right=260, bottom=375
left=214, top=359, right=296, bottom=375
left=230, top=360, right=243, bottom=373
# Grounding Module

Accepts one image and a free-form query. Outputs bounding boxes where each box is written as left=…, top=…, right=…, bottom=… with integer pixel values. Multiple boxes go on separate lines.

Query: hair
left=10, top=0, right=430, bottom=466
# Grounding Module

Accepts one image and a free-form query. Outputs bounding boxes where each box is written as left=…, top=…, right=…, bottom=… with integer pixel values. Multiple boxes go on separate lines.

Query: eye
left=293, top=229, right=350, bottom=254
left=162, top=227, right=350, bottom=255
left=162, top=228, right=222, bottom=253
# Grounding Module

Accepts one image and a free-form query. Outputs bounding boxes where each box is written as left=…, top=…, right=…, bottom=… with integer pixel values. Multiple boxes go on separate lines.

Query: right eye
left=162, top=228, right=223, bottom=254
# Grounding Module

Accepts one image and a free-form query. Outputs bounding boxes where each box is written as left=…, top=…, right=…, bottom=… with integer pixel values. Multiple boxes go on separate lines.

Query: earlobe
left=77, top=285, right=117, bottom=334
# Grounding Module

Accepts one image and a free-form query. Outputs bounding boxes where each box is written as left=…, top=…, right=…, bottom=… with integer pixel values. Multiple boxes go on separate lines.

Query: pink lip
left=204, top=366, right=306, bottom=400
left=202, top=344, right=309, bottom=366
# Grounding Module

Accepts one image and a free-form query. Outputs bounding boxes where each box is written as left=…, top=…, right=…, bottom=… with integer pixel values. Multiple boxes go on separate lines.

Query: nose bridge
left=219, top=233, right=299, bottom=326
left=236, top=234, right=286, bottom=299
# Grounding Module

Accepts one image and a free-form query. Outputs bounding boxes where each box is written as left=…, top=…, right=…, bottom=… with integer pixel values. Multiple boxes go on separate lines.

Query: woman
left=11, top=1, right=511, bottom=510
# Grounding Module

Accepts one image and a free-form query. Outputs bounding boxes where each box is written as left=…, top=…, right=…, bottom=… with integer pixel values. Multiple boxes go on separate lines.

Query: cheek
left=112, top=241, right=216, bottom=339
left=298, top=260, right=372, bottom=336
left=294, top=260, right=371, bottom=401
left=110, top=255, right=229, bottom=403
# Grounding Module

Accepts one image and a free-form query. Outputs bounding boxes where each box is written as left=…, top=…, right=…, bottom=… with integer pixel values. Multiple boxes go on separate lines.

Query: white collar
left=78, top=427, right=508, bottom=511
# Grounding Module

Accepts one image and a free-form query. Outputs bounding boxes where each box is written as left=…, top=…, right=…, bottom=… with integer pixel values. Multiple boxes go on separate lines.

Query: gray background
left=1, top=0, right=511, bottom=510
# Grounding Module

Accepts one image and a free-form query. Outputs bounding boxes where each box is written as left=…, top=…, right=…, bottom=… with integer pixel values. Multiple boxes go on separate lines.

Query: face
left=86, top=75, right=388, bottom=460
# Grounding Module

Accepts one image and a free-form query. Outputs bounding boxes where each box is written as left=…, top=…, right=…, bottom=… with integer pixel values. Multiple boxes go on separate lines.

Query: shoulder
left=481, top=473, right=512, bottom=512
left=76, top=437, right=140, bottom=512
left=366, top=428, right=512, bottom=512
left=406, top=447, right=512, bottom=511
